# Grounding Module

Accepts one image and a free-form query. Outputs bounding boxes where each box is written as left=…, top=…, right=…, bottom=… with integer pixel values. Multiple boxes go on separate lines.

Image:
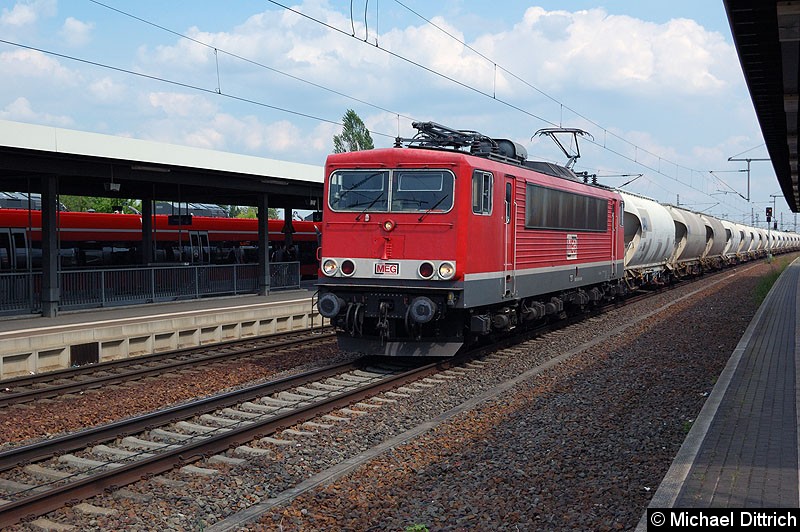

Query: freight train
left=315, top=122, right=798, bottom=357
left=0, top=209, right=321, bottom=278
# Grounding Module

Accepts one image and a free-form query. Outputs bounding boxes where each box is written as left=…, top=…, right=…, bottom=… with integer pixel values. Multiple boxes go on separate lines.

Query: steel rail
left=0, top=327, right=333, bottom=390
left=0, top=329, right=334, bottom=407
left=0, top=356, right=447, bottom=528
left=0, top=357, right=357, bottom=472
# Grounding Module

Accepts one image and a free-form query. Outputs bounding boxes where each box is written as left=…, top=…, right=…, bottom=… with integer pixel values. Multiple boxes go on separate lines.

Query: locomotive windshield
left=328, top=169, right=454, bottom=214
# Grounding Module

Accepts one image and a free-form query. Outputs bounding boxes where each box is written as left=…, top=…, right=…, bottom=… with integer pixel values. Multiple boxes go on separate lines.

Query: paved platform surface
left=0, top=284, right=317, bottom=337
left=645, top=258, right=800, bottom=515
left=0, top=283, right=321, bottom=379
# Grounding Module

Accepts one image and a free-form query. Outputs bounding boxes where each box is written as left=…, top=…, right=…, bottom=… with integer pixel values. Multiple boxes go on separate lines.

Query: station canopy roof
left=725, top=0, right=800, bottom=212
left=0, top=119, right=324, bottom=210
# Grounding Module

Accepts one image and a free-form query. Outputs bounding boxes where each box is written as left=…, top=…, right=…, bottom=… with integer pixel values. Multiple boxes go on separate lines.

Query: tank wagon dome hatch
left=394, top=122, right=591, bottom=183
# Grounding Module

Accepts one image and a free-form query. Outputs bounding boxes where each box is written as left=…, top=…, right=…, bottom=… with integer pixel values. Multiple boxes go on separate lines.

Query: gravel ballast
left=246, top=259, right=787, bottom=531
left=4, top=257, right=791, bottom=531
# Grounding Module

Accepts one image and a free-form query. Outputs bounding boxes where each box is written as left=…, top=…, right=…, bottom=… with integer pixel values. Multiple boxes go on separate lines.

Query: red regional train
left=0, top=209, right=321, bottom=277
left=315, top=122, right=798, bottom=357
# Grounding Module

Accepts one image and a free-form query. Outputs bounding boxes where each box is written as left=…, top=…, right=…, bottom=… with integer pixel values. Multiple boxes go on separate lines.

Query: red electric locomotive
left=316, top=122, right=627, bottom=357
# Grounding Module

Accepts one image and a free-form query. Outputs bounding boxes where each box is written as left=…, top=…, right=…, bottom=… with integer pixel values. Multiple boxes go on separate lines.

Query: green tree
left=60, top=195, right=141, bottom=213
left=333, top=109, right=374, bottom=153
left=227, top=205, right=277, bottom=219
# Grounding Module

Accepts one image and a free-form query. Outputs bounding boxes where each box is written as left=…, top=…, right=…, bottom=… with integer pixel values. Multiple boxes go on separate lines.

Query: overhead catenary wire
left=387, top=0, right=752, bottom=214
left=0, top=38, right=394, bottom=141
left=86, top=0, right=416, bottom=125
left=87, top=0, right=750, bottom=203
left=7, top=2, right=754, bottom=216
left=263, top=0, right=749, bottom=215
left=264, top=0, right=558, bottom=128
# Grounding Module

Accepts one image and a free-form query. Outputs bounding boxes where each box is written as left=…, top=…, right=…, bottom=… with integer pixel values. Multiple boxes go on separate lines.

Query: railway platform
left=641, top=258, right=800, bottom=523
left=0, top=284, right=323, bottom=380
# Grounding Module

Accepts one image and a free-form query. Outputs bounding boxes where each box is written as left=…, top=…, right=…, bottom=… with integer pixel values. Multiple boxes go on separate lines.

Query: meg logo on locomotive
left=374, top=262, right=400, bottom=275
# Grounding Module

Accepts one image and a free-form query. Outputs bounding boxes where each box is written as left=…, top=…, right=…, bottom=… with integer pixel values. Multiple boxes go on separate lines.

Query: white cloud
left=483, top=7, right=737, bottom=96
left=183, top=126, right=225, bottom=150
left=147, top=92, right=218, bottom=118
left=0, top=1, right=759, bottom=191
left=0, top=96, right=73, bottom=126
left=0, top=0, right=55, bottom=27
left=60, top=17, right=94, bottom=47
left=89, top=77, right=126, bottom=103
left=0, top=49, right=79, bottom=85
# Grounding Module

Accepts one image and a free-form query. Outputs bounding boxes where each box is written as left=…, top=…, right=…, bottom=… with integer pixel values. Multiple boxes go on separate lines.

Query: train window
left=0, top=230, right=10, bottom=271
left=505, top=182, right=512, bottom=223
left=525, top=183, right=608, bottom=232
left=11, top=230, right=27, bottom=270
left=391, top=170, right=454, bottom=213
left=328, top=170, right=389, bottom=212
left=472, top=170, right=493, bottom=215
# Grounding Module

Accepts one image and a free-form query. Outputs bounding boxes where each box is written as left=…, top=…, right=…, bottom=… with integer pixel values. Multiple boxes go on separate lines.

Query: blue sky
left=0, top=1, right=790, bottom=226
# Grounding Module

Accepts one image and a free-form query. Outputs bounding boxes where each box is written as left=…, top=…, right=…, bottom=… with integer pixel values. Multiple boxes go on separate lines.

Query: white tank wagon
left=758, top=229, right=769, bottom=252
left=768, top=231, right=778, bottom=252
left=612, top=191, right=799, bottom=287
left=739, top=224, right=757, bottom=258
left=734, top=223, right=750, bottom=258
left=700, top=214, right=728, bottom=268
left=720, top=219, right=743, bottom=260
left=666, top=205, right=707, bottom=275
left=619, top=192, right=675, bottom=285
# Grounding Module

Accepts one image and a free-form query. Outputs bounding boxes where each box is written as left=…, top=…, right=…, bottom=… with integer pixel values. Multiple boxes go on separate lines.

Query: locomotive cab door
left=611, top=199, right=620, bottom=279
left=503, top=175, right=516, bottom=297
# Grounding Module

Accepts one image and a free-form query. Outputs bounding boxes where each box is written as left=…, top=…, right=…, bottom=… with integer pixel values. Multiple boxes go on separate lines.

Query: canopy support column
left=258, top=193, right=270, bottom=296
left=41, top=175, right=59, bottom=317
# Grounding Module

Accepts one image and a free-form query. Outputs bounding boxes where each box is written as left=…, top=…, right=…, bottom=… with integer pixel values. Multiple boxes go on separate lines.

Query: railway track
left=0, top=261, right=770, bottom=529
left=0, top=328, right=334, bottom=407
left=0, top=355, right=457, bottom=528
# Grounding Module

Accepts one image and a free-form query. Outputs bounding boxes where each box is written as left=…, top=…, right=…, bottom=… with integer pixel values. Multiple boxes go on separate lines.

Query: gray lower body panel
left=463, top=262, right=622, bottom=308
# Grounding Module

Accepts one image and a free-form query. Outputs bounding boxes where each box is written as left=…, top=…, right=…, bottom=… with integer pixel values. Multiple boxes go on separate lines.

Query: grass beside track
left=755, top=257, right=792, bottom=304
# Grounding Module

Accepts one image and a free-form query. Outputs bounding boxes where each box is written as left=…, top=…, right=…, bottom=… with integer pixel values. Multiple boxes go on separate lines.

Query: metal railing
left=0, top=272, right=40, bottom=314
left=0, top=262, right=301, bottom=315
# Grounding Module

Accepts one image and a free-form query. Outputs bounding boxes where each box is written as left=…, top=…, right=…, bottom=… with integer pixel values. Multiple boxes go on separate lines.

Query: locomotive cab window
left=525, top=183, right=607, bottom=232
left=472, top=170, right=493, bottom=215
left=391, top=170, right=453, bottom=213
left=505, top=182, right=512, bottom=223
left=329, top=169, right=454, bottom=214
left=328, top=170, right=389, bottom=212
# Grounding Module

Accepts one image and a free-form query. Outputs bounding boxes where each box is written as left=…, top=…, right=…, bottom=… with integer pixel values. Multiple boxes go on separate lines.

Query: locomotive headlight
left=340, top=259, right=356, bottom=276
left=383, top=219, right=396, bottom=232
left=418, top=262, right=435, bottom=279
left=438, top=261, right=455, bottom=280
left=322, top=259, right=338, bottom=276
